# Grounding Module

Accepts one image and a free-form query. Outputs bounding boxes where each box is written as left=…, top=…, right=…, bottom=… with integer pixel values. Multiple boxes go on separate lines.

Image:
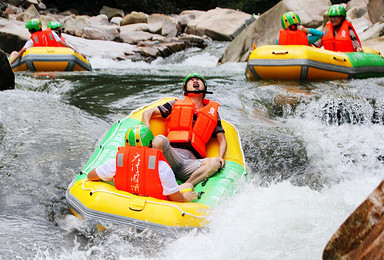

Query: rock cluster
left=0, top=0, right=255, bottom=62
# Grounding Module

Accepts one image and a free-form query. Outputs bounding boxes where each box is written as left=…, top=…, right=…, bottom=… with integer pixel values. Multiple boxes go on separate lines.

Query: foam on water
left=40, top=176, right=383, bottom=260
left=3, top=46, right=384, bottom=259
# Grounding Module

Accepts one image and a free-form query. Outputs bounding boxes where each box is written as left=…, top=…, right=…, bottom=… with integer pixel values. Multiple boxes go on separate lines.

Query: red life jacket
left=167, top=96, right=219, bottom=158
left=322, top=20, right=361, bottom=52
left=114, top=146, right=169, bottom=200
left=30, top=28, right=60, bottom=47
left=278, top=29, right=309, bottom=45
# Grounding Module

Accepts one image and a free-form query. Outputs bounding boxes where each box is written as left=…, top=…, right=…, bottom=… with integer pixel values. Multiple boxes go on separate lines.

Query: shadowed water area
left=1, top=43, right=384, bottom=259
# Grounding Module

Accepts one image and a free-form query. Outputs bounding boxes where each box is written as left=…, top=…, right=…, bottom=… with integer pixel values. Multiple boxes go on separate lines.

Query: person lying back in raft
left=9, top=18, right=80, bottom=65
left=142, top=73, right=227, bottom=187
left=277, top=11, right=323, bottom=46
left=87, top=125, right=197, bottom=202
left=313, top=5, right=363, bottom=52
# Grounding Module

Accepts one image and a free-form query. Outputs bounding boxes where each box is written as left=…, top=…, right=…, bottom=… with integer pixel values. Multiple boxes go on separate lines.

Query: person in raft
left=142, top=73, right=227, bottom=187
left=87, top=125, right=197, bottom=202
left=47, top=21, right=66, bottom=43
left=277, top=11, right=323, bottom=46
left=9, top=18, right=78, bottom=65
left=314, top=4, right=363, bottom=52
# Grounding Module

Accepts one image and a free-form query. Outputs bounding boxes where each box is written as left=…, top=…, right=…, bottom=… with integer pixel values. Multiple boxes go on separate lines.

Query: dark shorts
left=157, top=135, right=203, bottom=181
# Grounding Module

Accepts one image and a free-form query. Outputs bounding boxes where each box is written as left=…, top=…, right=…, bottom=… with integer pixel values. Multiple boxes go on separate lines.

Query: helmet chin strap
left=184, top=89, right=213, bottom=95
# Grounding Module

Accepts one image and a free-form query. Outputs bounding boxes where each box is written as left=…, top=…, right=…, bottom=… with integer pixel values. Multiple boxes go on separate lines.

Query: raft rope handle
left=333, top=57, right=347, bottom=62
left=81, top=178, right=205, bottom=219
left=272, top=51, right=289, bottom=55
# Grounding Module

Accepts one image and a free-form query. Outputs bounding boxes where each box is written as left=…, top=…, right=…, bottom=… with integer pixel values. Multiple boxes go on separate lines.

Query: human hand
left=297, top=25, right=309, bottom=33
left=181, top=188, right=197, bottom=202
left=219, top=158, right=225, bottom=168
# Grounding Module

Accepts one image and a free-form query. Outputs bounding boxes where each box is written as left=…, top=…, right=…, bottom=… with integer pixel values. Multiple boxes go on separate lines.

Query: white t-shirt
left=95, top=159, right=179, bottom=196
left=23, top=31, right=63, bottom=49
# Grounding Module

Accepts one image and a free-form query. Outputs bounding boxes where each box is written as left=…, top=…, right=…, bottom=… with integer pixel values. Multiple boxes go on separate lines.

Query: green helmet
left=125, top=125, right=154, bottom=147
left=328, top=4, right=347, bottom=17
left=183, top=73, right=207, bottom=92
left=47, top=21, right=62, bottom=30
left=281, top=12, right=301, bottom=29
left=26, top=18, right=42, bottom=31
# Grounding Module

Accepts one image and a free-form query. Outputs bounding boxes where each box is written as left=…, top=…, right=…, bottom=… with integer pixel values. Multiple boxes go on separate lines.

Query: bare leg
left=152, top=135, right=165, bottom=151
left=185, top=157, right=221, bottom=186
left=154, top=135, right=221, bottom=185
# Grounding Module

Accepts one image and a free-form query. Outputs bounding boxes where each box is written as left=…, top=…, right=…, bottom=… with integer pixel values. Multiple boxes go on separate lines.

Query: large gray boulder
left=185, top=7, right=255, bottom=41
left=0, top=49, right=15, bottom=91
left=359, top=21, right=384, bottom=42
left=15, top=3, right=38, bottom=22
left=148, top=14, right=181, bottom=38
left=120, top=11, right=148, bottom=26
left=63, top=34, right=135, bottom=59
left=63, top=14, right=119, bottom=40
left=347, top=0, right=369, bottom=20
left=120, top=31, right=154, bottom=44
left=99, top=6, right=124, bottom=21
left=323, top=179, right=384, bottom=259
left=64, top=15, right=91, bottom=37
left=0, top=18, right=28, bottom=53
left=368, top=0, right=384, bottom=24
left=218, top=0, right=331, bottom=63
left=362, top=35, right=384, bottom=54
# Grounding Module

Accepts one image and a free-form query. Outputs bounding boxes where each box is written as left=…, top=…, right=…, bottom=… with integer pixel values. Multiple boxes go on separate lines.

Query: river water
left=1, top=42, right=384, bottom=259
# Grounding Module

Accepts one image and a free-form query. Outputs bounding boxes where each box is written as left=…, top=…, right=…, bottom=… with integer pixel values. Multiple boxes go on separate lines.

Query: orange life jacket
left=167, top=96, right=219, bottom=158
left=278, top=29, right=309, bottom=45
left=30, top=28, right=60, bottom=47
left=322, top=20, right=361, bottom=52
left=114, top=146, right=169, bottom=200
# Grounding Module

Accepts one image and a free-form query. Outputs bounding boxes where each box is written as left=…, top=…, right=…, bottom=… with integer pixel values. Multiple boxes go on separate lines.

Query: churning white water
left=2, top=43, right=384, bottom=259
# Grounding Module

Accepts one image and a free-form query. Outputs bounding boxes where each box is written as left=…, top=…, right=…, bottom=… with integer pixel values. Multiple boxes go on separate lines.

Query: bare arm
left=87, top=169, right=101, bottom=181
left=297, top=25, right=309, bottom=34
left=9, top=47, right=27, bottom=65
left=168, top=183, right=197, bottom=202
left=142, top=107, right=161, bottom=127
left=216, top=132, right=227, bottom=167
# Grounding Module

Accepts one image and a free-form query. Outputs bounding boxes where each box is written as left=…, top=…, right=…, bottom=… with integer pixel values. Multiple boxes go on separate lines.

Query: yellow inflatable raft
left=11, top=47, right=92, bottom=72
left=66, top=97, right=247, bottom=233
left=245, top=45, right=384, bottom=80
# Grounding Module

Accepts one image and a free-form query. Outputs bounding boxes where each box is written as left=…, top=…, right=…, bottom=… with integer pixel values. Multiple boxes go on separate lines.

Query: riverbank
left=0, top=2, right=255, bottom=62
